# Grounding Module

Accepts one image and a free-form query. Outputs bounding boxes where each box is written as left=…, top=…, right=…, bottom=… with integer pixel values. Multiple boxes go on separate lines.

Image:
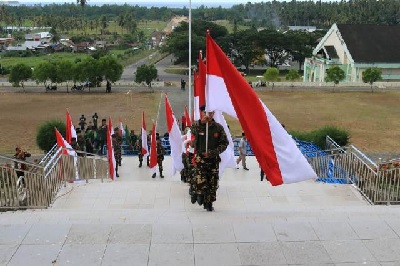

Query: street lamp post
left=188, top=0, right=192, bottom=116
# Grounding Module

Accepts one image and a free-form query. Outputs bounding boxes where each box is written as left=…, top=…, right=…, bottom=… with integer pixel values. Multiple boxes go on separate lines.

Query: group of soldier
left=132, top=105, right=228, bottom=212
left=67, top=107, right=228, bottom=212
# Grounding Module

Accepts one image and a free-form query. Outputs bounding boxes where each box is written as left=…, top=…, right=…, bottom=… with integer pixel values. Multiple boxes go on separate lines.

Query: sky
left=12, top=0, right=336, bottom=3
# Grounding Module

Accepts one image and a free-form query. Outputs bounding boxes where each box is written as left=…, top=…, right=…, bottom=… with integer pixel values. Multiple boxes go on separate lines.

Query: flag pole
left=156, top=92, right=162, bottom=129
left=188, top=0, right=192, bottom=117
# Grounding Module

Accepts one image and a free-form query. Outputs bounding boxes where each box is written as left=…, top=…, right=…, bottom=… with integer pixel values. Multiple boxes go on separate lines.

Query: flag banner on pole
left=107, top=117, right=116, bottom=180
left=212, top=110, right=237, bottom=176
left=205, top=33, right=317, bottom=186
left=119, top=118, right=125, bottom=136
left=149, top=121, right=157, bottom=174
left=165, top=94, right=184, bottom=176
left=141, top=112, right=149, bottom=158
left=108, top=118, right=115, bottom=136
left=55, top=127, right=79, bottom=180
left=184, top=105, right=192, bottom=127
left=55, top=128, right=77, bottom=157
left=66, top=110, right=77, bottom=144
left=194, top=51, right=206, bottom=121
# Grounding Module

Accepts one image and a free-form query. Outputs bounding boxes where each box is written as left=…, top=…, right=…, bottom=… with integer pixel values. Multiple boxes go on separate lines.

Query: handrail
left=349, top=145, right=377, bottom=168
left=0, top=154, right=44, bottom=169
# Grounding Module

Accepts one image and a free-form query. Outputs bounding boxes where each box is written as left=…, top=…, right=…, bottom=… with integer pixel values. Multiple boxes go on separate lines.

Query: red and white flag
left=194, top=51, right=206, bottom=121
left=55, top=127, right=79, bottom=180
left=119, top=118, right=125, bottom=136
left=55, top=128, right=76, bottom=156
left=193, top=52, right=236, bottom=175
left=141, top=112, right=149, bottom=158
left=108, top=118, right=114, bottom=136
left=184, top=105, right=192, bottom=127
left=149, top=121, right=157, bottom=175
left=205, top=33, right=317, bottom=186
left=107, top=117, right=116, bottom=180
left=165, top=94, right=184, bottom=176
left=66, top=110, right=77, bottom=144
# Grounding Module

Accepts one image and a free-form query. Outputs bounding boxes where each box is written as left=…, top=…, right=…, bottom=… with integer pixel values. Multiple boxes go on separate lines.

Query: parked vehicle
left=45, top=85, right=57, bottom=91
left=71, top=84, right=84, bottom=91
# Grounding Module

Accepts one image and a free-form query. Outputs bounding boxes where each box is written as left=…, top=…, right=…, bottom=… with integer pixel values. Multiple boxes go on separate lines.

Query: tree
left=57, top=59, right=74, bottom=92
left=325, top=66, right=345, bottom=88
left=36, top=120, right=65, bottom=152
left=33, top=61, right=54, bottom=90
left=135, top=64, right=158, bottom=88
left=286, top=69, right=301, bottom=86
left=98, top=56, right=123, bottom=83
left=264, top=67, right=280, bottom=90
left=74, top=57, right=99, bottom=92
left=362, top=67, right=382, bottom=92
left=9, top=64, right=32, bottom=91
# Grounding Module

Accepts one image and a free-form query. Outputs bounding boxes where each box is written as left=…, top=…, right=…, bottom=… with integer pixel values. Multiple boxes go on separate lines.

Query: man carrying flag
left=190, top=105, right=228, bottom=212
left=138, top=112, right=149, bottom=168
left=205, top=32, right=317, bottom=185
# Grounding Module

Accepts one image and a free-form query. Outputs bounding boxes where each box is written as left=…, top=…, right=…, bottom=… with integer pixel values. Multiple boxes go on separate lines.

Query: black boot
left=206, top=202, right=214, bottom=212
left=139, top=162, right=142, bottom=168
left=191, top=193, right=197, bottom=204
left=152, top=173, right=156, bottom=178
left=159, top=170, right=164, bottom=178
left=116, top=172, right=119, bottom=178
left=197, top=194, right=204, bottom=206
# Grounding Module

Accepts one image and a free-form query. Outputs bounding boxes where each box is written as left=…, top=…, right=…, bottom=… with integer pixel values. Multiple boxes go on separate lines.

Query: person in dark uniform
left=112, top=133, right=121, bottom=177
left=96, top=119, right=107, bottom=155
left=114, top=127, right=123, bottom=167
left=136, top=131, right=149, bottom=168
left=14, top=146, right=31, bottom=178
left=190, top=105, right=228, bottom=211
left=152, top=136, right=165, bottom=178
left=92, top=113, right=99, bottom=129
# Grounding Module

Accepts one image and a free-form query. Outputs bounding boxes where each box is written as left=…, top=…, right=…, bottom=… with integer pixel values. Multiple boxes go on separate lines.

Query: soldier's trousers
left=157, top=156, right=163, bottom=172
left=192, top=155, right=219, bottom=205
left=138, top=153, right=149, bottom=165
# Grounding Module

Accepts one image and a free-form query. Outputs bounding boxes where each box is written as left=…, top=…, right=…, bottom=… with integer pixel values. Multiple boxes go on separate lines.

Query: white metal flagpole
left=188, top=0, right=192, bottom=117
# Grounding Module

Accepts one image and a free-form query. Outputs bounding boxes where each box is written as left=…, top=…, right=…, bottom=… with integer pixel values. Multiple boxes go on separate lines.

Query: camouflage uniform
left=156, top=141, right=165, bottom=177
left=136, top=138, right=149, bottom=167
left=191, top=119, right=228, bottom=211
left=114, top=134, right=123, bottom=167
left=112, top=135, right=122, bottom=177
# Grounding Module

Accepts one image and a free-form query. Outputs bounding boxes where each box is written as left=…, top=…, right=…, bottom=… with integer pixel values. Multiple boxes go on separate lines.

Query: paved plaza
left=1, top=156, right=400, bottom=266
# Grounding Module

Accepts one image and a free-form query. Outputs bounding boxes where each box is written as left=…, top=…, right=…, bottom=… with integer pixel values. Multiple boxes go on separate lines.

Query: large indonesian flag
left=194, top=51, right=206, bottom=121
left=165, top=94, right=184, bottom=176
left=205, top=33, right=317, bottom=186
left=66, top=110, right=77, bottom=144
left=141, top=112, right=149, bottom=158
left=107, top=117, right=116, bottom=180
left=149, top=121, right=157, bottom=175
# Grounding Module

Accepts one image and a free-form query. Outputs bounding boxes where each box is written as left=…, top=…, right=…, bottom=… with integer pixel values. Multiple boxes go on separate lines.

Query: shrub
left=290, top=125, right=350, bottom=150
left=36, top=120, right=66, bottom=152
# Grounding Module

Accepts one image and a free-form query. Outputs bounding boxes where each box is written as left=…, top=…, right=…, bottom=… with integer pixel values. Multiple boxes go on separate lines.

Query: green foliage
left=290, top=125, right=350, bottom=150
left=286, top=69, right=301, bottom=82
left=362, top=67, right=382, bottom=91
left=33, top=61, right=54, bottom=87
left=325, top=66, right=345, bottom=86
left=163, top=19, right=228, bottom=65
left=264, top=67, right=280, bottom=89
left=135, top=64, right=157, bottom=87
left=8, top=63, right=32, bottom=89
left=98, top=56, right=124, bottom=83
left=36, top=120, right=66, bottom=152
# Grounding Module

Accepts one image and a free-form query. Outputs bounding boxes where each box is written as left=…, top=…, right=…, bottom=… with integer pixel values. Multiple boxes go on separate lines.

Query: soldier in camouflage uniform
left=114, top=128, right=123, bottom=167
left=190, top=106, right=228, bottom=211
left=152, top=136, right=165, bottom=178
